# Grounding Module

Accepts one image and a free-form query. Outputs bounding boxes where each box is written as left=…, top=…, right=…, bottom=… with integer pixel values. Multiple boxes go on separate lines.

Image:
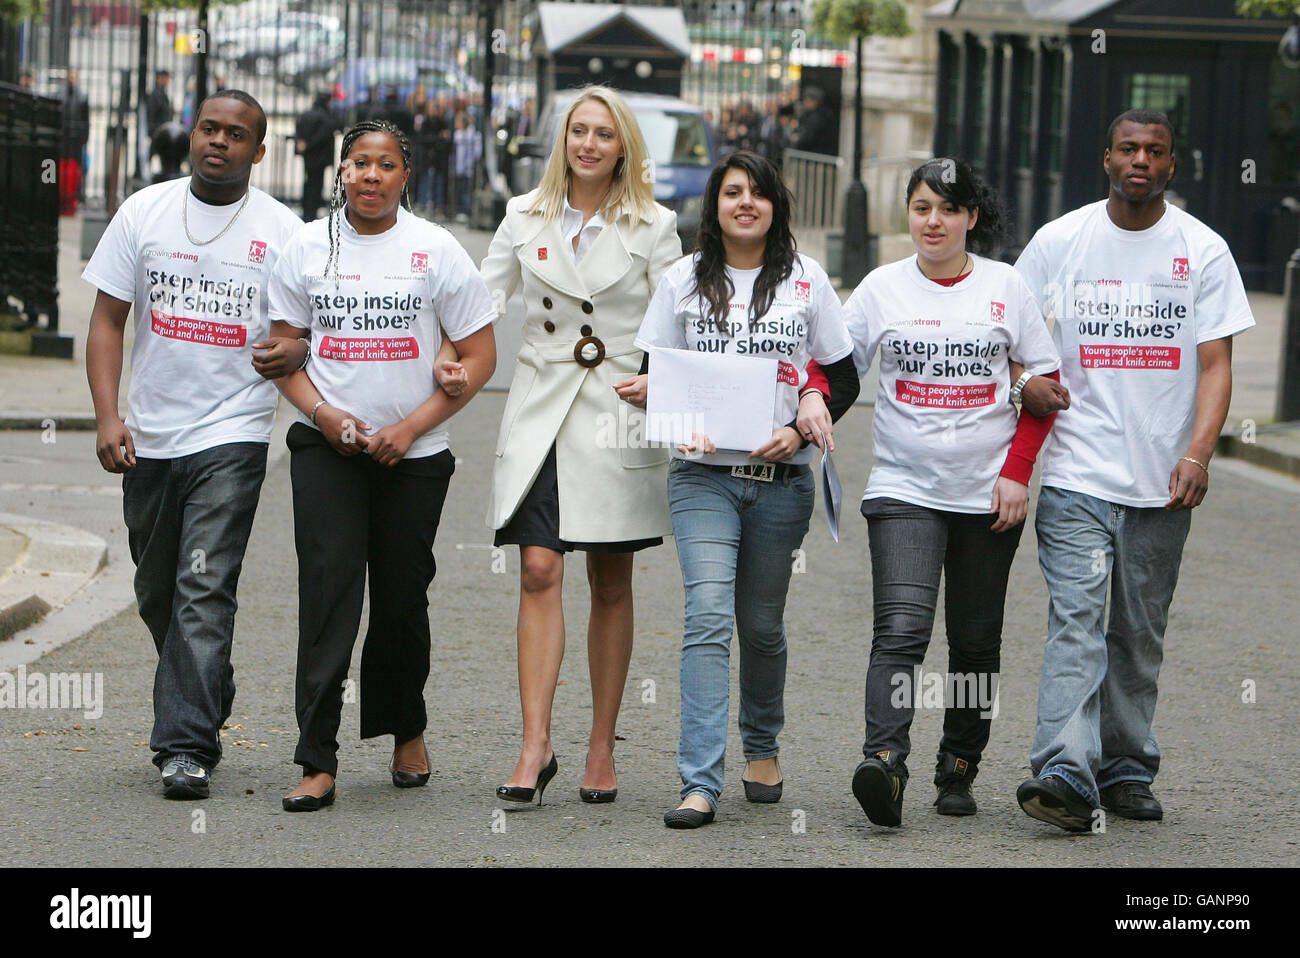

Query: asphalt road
left=0, top=394, right=1297, bottom=867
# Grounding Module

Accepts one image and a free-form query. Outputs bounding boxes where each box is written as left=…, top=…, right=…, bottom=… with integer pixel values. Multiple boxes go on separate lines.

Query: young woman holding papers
left=802, top=159, right=1062, bottom=827
left=631, top=151, right=859, bottom=828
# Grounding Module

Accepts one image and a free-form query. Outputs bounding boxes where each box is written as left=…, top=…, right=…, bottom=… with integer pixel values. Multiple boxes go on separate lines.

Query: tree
left=810, top=0, right=911, bottom=286
left=0, top=1, right=43, bottom=24
left=1235, top=1, right=1299, bottom=16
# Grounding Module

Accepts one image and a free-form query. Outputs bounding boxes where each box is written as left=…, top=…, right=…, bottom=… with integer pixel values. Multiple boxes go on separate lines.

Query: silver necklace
left=183, top=188, right=250, bottom=246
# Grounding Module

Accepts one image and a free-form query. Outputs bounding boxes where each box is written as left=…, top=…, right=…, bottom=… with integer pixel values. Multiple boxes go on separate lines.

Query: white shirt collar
left=561, top=196, right=607, bottom=237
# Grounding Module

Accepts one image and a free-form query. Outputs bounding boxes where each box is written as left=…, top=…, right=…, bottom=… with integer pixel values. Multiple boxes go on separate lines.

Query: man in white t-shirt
left=1013, top=110, right=1254, bottom=832
left=85, top=90, right=307, bottom=800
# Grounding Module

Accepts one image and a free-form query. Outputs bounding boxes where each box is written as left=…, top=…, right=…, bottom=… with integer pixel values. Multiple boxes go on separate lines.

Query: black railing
left=0, top=81, right=62, bottom=352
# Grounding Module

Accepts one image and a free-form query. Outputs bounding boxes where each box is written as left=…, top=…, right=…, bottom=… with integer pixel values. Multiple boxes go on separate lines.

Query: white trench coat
left=481, top=190, right=681, bottom=542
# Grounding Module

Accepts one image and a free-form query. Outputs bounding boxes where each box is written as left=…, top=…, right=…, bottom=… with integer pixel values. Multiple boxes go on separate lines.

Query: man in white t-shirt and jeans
left=85, top=90, right=307, bottom=799
left=1013, top=109, right=1254, bottom=832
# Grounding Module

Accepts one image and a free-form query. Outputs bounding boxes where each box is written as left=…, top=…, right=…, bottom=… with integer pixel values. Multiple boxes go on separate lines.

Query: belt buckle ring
left=731, top=463, right=774, bottom=482
left=574, top=335, right=605, bottom=368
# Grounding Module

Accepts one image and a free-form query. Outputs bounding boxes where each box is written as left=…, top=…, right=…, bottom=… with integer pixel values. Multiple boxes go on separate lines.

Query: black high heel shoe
left=496, top=753, right=558, bottom=805
left=390, top=740, right=431, bottom=788
left=579, top=757, right=618, bottom=803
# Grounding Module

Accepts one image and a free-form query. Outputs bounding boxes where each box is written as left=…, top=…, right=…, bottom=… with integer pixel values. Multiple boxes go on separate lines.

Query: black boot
left=933, top=752, right=978, bottom=816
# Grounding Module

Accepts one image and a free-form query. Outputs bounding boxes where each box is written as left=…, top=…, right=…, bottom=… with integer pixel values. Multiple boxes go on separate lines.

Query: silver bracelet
left=310, top=399, right=327, bottom=425
left=1010, top=371, right=1033, bottom=404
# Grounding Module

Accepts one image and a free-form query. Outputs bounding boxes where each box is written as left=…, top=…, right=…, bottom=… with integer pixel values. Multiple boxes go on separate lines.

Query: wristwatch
left=1010, top=371, right=1033, bottom=404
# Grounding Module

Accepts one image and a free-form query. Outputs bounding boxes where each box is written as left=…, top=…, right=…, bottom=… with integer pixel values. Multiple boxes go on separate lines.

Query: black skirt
left=494, top=444, right=662, bottom=554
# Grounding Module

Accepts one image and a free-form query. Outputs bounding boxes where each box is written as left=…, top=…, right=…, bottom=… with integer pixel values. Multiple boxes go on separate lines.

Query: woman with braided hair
left=267, top=120, right=498, bottom=811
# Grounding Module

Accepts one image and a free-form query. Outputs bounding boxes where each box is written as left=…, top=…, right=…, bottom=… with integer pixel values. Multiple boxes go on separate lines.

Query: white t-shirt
left=82, top=178, right=303, bottom=458
left=267, top=206, right=496, bottom=459
left=635, top=252, right=854, bottom=466
left=1015, top=200, right=1255, bottom=507
left=842, top=253, right=1060, bottom=513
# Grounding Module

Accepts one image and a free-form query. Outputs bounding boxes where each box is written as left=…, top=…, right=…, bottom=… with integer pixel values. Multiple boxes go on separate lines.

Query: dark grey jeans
left=859, top=496, right=1023, bottom=782
left=122, top=442, right=267, bottom=771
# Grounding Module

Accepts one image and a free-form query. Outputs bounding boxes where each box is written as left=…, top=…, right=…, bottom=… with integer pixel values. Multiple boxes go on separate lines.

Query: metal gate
left=8, top=1, right=848, bottom=213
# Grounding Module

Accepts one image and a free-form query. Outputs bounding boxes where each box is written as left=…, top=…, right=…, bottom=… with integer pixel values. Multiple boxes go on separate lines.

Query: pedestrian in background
left=452, top=110, right=480, bottom=218
left=59, top=68, right=90, bottom=215
left=146, top=70, right=173, bottom=136
left=634, top=151, right=859, bottom=828
left=294, top=91, right=335, bottom=221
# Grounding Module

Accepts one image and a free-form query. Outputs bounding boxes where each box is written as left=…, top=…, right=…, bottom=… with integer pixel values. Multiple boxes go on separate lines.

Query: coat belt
left=526, top=331, right=642, bottom=363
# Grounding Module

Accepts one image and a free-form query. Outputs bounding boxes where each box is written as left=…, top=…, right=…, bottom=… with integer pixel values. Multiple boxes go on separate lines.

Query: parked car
left=329, top=57, right=482, bottom=116
left=212, top=10, right=341, bottom=52
left=278, top=27, right=348, bottom=89
left=512, top=91, right=716, bottom=251
left=214, top=12, right=342, bottom=76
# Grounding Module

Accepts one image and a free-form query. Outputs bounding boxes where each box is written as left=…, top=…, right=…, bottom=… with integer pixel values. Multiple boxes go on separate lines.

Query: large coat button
left=580, top=324, right=592, bottom=336
left=544, top=321, right=556, bottom=333
left=581, top=301, right=593, bottom=314
left=542, top=297, right=553, bottom=309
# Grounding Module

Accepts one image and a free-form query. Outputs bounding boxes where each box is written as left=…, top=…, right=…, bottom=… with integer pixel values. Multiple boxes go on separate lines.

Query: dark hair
left=1106, top=109, right=1176, bottom=154
left=692, top=150, right=797, bottom=335
left=904, top=158, right=1007, bottom=256
left=195, top=89, right=267, bottom=145
left=325, top=120, right=413, bottom=284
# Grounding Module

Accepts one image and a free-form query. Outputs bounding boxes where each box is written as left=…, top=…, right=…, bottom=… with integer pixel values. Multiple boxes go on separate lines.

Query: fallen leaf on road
left=70, top=747, right=89, bottom=752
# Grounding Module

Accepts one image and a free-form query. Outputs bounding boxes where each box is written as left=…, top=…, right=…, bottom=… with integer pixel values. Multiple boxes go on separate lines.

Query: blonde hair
left=524, top=85, right=656, bottom=223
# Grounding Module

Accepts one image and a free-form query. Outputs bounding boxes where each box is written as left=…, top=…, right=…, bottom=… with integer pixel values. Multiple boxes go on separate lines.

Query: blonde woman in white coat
left=439, top=85, right=680, bottom=804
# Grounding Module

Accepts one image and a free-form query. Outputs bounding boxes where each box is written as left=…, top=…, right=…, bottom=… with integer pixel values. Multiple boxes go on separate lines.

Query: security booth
left=926, top=0, right=1298, bottom=291
left=531, top=1, right=690, bottom=108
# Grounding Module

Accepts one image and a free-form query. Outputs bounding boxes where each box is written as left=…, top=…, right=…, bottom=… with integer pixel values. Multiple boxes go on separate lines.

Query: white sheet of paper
left=645, top=347, right=777, bottom=452
left=821, top=447, right=843, bottom=541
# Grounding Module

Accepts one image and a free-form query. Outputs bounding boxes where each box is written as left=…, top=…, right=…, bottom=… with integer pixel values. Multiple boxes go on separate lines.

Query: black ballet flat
left=663, top=805, right=715, bottom=829
left=496, top=754, right=558, bottom=805
left=282, top=784, right=335, bottom=812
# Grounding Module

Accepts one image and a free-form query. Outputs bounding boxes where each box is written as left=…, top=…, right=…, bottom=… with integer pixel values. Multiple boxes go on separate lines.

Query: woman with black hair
left=632, top=151, right=860, bottom=828
left=266, top=120, right=497, bottom=810
left=815, top=158, right=1061, bottom=827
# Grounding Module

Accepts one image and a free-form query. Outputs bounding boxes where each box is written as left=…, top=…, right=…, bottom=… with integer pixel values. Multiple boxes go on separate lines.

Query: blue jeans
left=1030, top=486, right=1191, bottom=806
left=667, top=459, right=815, bottom=808
left=121, top=442, right=268, bottom=770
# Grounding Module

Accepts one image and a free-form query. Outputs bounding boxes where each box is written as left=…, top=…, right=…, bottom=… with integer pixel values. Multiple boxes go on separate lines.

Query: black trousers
left=859, top=496, right=1023, bottom=782
left=287, top=423, right=455, bottom=776
left=301, top=162, right=328, bottom=221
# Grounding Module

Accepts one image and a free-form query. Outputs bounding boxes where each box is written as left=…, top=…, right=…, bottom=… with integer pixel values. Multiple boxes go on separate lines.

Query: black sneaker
left=1100, top=781, right=1163, bottom=821
left=852, top=752, right=905, bottom=826
left=933, top=753, right=977, bottom=816
left=161, top=755, right=210, bottom=800
left=1016, top=774, right=1094, bottom=833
